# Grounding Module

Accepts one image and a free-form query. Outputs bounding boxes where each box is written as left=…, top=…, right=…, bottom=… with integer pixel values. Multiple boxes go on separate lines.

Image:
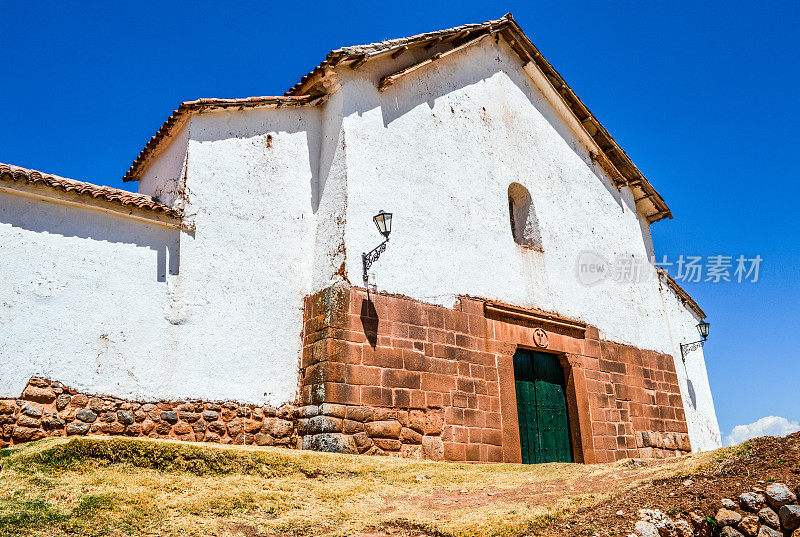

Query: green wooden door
left=513, top=349, right=573, bottom=463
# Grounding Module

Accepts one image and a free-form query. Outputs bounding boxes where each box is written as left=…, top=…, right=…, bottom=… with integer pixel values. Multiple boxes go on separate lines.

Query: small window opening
left=508, top=183, right=543, bottom=251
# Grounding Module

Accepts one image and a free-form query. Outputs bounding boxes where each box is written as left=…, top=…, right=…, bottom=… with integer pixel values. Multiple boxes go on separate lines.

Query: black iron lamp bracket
left=680, top=339, right=706, bottom=361
left=362, top=239, right=389, bottom=282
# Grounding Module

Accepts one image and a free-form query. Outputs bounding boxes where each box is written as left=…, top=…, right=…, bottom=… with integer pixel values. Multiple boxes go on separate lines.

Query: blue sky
left=2, top=2, right=798, bottom=440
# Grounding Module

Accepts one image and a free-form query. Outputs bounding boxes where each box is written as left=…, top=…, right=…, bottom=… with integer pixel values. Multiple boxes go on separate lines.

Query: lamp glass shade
left=373, top=210, right=392, bottom=238
left=697, top=320, right=710, bottom=339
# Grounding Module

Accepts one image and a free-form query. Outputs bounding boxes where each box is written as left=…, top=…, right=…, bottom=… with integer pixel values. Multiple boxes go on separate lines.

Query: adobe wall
left=299, top=284, right=691, bottom=463
left=0, top=106, right=321, bottom=410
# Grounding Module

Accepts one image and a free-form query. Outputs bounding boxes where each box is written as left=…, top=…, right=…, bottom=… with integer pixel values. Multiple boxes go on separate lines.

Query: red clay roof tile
left=0, top=162, right=181, bottom=219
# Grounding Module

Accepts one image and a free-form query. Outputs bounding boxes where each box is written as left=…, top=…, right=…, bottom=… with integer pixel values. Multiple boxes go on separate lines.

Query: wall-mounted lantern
left=680, top=320, right=710, bottom=361
left=362, top=210, right=392, bottom=282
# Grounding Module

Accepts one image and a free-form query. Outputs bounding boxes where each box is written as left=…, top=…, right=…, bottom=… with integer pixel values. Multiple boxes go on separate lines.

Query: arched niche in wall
left=508, top=182, right=543, bottom=252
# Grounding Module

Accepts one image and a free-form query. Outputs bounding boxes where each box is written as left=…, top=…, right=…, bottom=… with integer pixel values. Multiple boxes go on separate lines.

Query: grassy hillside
left=0, top=437, right=721, bottom=537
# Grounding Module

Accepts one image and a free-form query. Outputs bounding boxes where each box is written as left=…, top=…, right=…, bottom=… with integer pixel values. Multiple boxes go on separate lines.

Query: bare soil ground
left=538, top=431, right=800, bottom=536
left=0, top=434, right=796, bottom=537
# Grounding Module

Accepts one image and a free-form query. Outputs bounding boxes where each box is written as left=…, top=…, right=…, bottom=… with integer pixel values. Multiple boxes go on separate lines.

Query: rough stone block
left=125, top=424, right=141, bottom=436
left=352, top=432, right=372, bottom=451
left=765, top=483, right=797, bottom=510
left=719, top=526, right=744, bottom=537
left=740, top=492, right=766, bottom=512
left=364, top=420, right=401, bottom=438
left=780, top=505, right=800, bottom=531
left=66, top=421, right=90, bottom=436
left=303, top=433, right=357, bottom=454
left=21, top=385, right=56, bottom=404
left=307, top=415, right=343, bottom=434
left=758, top=507, right=780, bottom=528
left=424, top=410, right=444, bottom=435
left=254, top=433, right=273, bottom=446
left=206, top=421, right=226, bottom=435
left=75, top=409, right=97, bottom=423
left=319, top=403, right=347, bottom=418
left=298, top=405, right=319, bottom=418
left=373, top=438, right=401, bottom=451
left=272, top=419, right=293, bottom=438
left=141, top=420, right=156, bottom=434
left=21, top=403, right=42, bottom=419
left=345, top=405, right=374, bottom=422
left=173, top=423, right=192, bottom=435
left=0, top=400, right=16, bottom=414
left=16, top=415, right=40, bottom=429
left=400, top=444, right=423, bottom=459
left=178, top=412, right=201, bottom=423
left=716, top=509, right=742, bottom=526
left=400, top=427, right=422, bottom=444
left=160, top=411, right=179, bottom=424
left=343, top=419, right=364, bottom=434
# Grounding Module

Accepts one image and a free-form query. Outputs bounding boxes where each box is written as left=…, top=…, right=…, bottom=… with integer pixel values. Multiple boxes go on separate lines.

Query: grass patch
left=0, top=494, right=67, bottom=536
left=0, top=436, right=718, bottom=537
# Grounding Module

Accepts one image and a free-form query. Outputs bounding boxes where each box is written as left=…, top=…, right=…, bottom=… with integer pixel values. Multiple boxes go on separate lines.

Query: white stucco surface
left=138, top=122, right=189, bottom=209
left=657, top=274, right=722, bottom=450
left=1, top=108, right=321, bottom=407
left=0, top=194, right=179, bottom=400
left=0, top=33, right=719, bottom=449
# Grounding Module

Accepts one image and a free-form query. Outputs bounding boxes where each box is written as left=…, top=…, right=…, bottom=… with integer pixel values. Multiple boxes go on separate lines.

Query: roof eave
left=283, top=15, right=672, bottom=223
left=0, top=163, right=184, bottom=225
left=123, top=95, right=324, bottom=183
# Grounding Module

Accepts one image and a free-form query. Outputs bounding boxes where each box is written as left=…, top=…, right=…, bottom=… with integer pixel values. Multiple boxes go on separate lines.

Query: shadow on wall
left=364, top=38, right=631, bottom=214
left=0, top=194, right=181, bottom=282
left=360, top=297, right=379, bottom=348
left=686, top=378, right=697, bottom=409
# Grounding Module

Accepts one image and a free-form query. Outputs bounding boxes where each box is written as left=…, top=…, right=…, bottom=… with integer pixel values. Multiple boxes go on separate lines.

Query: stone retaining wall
left=0, top=377, right=298, bottom=449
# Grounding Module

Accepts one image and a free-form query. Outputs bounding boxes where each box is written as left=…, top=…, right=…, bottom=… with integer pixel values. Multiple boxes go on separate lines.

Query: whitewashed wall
left=0, top=195, right=179, bottom=400
left=172, top=108, right=319, bottom=404
left=0, top=107, right=322, bottom=407
left=332, top=38, right=721, bottom=449
left=138, top=122, right=189, bottom=209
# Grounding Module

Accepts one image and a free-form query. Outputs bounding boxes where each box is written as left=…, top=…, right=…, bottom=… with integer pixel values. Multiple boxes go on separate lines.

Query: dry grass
left=0, top=437, right=722, bottom=537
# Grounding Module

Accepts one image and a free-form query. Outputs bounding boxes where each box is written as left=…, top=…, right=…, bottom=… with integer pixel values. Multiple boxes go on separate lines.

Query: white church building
left=0, top=14, right=721, bottom=462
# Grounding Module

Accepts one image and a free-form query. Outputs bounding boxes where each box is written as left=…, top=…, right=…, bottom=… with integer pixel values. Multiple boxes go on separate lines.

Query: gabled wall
left=327, top=37, right=721, bottom=450
left=138, top=121, right=190, bottom=209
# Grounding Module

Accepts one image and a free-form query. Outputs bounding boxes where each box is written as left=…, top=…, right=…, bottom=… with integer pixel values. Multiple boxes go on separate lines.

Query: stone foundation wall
left=298, top=403, right=445, bottom=459
left=0, top=377, right=299, bottom=449
left=300, top=284, right=504, bottom=462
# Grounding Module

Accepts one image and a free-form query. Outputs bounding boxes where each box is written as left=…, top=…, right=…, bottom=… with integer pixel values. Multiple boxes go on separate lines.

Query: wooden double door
left=513, top=349, right=573, bottom=463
